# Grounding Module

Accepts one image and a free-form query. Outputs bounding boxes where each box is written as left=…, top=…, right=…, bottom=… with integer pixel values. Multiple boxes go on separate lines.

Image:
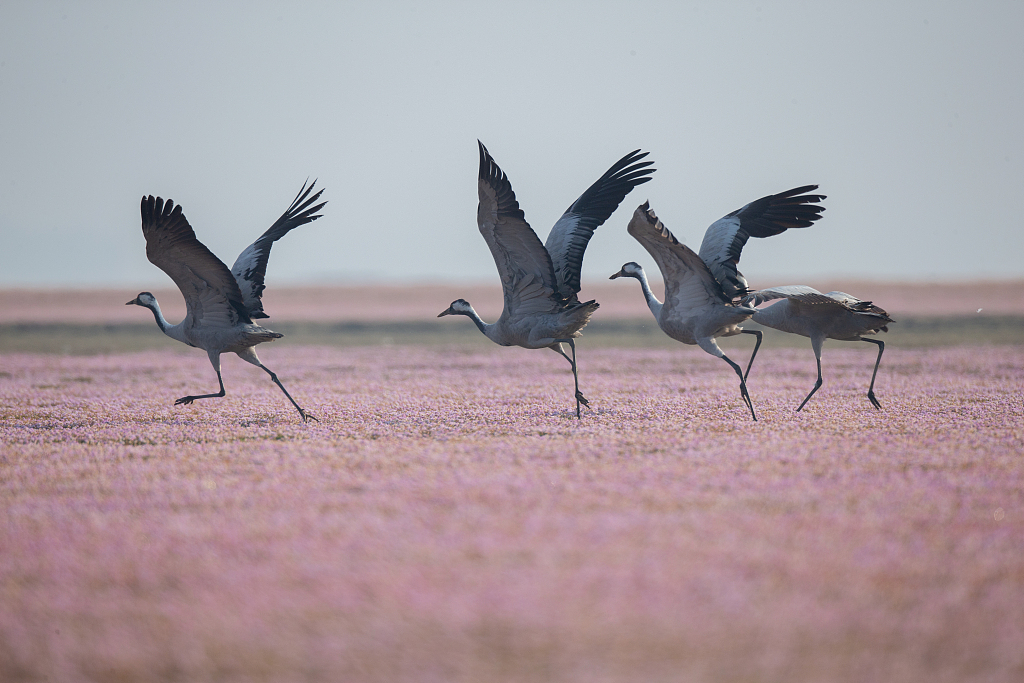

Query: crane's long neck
left=141, top=298, right=191, bottom=346
left=633, top=269, right=663, bottom=320
left=143, top=299, right=173, bottom=334
left=462, top=306, right=494, bottom=339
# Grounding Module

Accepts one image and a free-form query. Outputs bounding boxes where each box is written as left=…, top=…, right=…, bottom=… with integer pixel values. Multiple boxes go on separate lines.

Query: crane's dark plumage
left=698, top=185, right=827, bottom=300
left=478, top=143, right=527, bottom=222
left=743, top=285, right=895, bottom=410
left=546, top=149, right=655, bottom=302
left=231, top=180, right=326, bottom=318
left=141, top=195, right=253, bottom=325
left=612, top=202, right=760, bottom=420
left=443, top=142, right=654, bottom=418
left=129, top=181, right=325, bottom=422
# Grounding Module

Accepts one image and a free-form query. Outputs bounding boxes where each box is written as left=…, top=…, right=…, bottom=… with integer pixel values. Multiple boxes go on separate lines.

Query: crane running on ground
left=742, top=286, right=894, bottom=410
left=126, top=181, right=325, bottom=422
left=610, top=186, right=826, bottom=421
left=439, top=141, right=655, bottom=418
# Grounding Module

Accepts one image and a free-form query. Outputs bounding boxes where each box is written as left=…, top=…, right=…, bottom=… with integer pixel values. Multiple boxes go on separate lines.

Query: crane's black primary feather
left=478, top=141, right=526, bottom=221
left=699, top=185, right=826, bottom=299
left=231, top=180, right=327, bottom=318
left=476, top=141, right=565, bottom=314
left=546, top=149, right=656, bottom=301
left=141, top=195, right=253, bottom=325
left=728, top=185, right=827, bottom=236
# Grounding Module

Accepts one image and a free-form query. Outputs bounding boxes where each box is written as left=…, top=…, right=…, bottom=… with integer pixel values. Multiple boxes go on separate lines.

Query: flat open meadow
left=2, top=284, right=1023, bottom=682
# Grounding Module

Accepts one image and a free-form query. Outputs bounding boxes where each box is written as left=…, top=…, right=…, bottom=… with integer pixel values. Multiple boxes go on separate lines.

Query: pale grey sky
left=1, top=1, right=1022, bottom=289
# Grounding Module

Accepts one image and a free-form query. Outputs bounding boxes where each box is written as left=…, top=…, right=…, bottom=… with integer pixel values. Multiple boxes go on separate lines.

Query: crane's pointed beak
left=437, top=308, right=453, bottom=317
left=126, top=298, right=139, bottom=306
left=609, top=271, right=623, bottom=280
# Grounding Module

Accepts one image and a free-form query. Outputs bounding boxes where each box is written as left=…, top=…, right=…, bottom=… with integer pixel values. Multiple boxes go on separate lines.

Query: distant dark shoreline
left=3, top=280, right=1022, bottom=325
left=2, top=315, right=1022, bottom=355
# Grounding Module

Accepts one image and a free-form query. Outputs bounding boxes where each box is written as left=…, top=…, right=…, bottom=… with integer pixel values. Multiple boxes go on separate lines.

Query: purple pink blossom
left=1, top=343, right=1023, bottom=682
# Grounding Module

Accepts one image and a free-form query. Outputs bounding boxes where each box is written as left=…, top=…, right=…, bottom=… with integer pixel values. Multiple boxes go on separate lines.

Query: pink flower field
left=2, top=343, right=1023, bottom=682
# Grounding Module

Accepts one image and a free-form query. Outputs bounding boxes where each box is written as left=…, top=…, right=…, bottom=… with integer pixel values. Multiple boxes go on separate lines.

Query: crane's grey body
left=621, top=256, right=754, bottom=351
left=611, top=205, right=758, bottom=419
left=612, top=188, right=826, bottom=421
left=744, top=285, right=894, bottom=410
left=464, top=300, right=599, bottom=350
left=440, top=141, right=654, bottom=418
left=136, top=292, right=282, bottom=352
left=128, top=181, right=326, bottom=422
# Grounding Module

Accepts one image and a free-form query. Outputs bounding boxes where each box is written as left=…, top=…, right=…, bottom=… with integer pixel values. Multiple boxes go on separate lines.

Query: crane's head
left=438, top=299, right=474, bottom=317
left=609, top=262, right=644, bottom=280
left=126, top=292, right=157, bottom=308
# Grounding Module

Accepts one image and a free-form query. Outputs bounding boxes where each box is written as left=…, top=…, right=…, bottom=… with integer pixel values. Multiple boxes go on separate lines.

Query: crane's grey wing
left=544, top=149, right=655, bottom=302
left=698, top=185, right=826, bottom=299
left=746, top=286, right=892, bottom=321
left=626, top=202, right=730, bottom=313
left=477, top=141, right=562, bottom=318
left=743, top=285, right=827, bottom=307
left=231, top=180, right=326, bottom=318
left=824, top=291, right=894, bottom=320
left=824, top=291, right=869, bottom=307
left=141, top=195, right=252, bottom=328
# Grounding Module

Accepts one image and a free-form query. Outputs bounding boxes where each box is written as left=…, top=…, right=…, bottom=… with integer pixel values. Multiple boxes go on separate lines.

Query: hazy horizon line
left=3, top=274, right=1022, bottom=293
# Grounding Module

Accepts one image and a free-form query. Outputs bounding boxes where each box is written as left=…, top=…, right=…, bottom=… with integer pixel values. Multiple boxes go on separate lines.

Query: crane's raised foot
left=174, top=387, right=226, bottom=406
left=867, top=390, right=882, bottom=410
left=298, top=408, right=319, bottom=423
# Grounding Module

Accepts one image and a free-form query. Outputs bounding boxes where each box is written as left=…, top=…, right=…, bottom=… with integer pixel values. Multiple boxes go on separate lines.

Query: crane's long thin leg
left=175, top=352, right=227, bottom=405
left=796, top=338, right=825, bottom=412
left=259, top=363, right=318, bottom=423
left=550, top=340, right=589, bottom=419
left=740, top=329, right=763, bottom=382
left=859, top=337, right=885, bottom=410
left=567, top=339, right=587, bottom=419
left=723, top=354, right=757, bottom=421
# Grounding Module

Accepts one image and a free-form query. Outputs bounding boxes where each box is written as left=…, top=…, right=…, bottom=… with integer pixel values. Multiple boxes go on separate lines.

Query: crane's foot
left=867, top=390, right=882, bottom=410
left=175, top=396, right=196, bottom=405
left=298, top=408, right=320, bottom=423
left=796, top=380, right=823, bottom=412
left=573, top=391, right=591, bottom=420
left=740, top=387, right=757, bottom=421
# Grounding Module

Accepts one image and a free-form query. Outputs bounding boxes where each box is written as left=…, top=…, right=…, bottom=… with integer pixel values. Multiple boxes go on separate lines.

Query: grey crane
left=126, top=181, right=325, bottom=422
left=742, top=286, right=894, bottom=410
left=439, top=141, right=655, bottom=418
left=610, top=186, right=826, bottom=421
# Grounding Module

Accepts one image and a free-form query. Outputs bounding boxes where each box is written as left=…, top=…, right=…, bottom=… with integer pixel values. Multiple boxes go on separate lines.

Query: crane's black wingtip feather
left=621, top=149, right=648, bottom=161
left=477, top=140, right=494, bottom=180
left=141, top=195, right=185, bottom=227
left=779, top=184, right=819, bottom=196
left=476, top=141, right=525, bottom=221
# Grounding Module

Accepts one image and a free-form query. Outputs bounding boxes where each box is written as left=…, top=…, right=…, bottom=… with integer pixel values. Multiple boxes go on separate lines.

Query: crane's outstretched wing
left=698, top=185, right=826, bottom=299
left=743, top=284, right=832, bottom=307
left=544, top=149, right=655, bottom=302
left=141, top=195, right=252, bottom=328
left=745, top=285, right=893, bottom=322
left=627, top=202, right=730, bottom=314
left=231, top=180, right=326, bottom=318
left=477, top=141, right=562, bottom=318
